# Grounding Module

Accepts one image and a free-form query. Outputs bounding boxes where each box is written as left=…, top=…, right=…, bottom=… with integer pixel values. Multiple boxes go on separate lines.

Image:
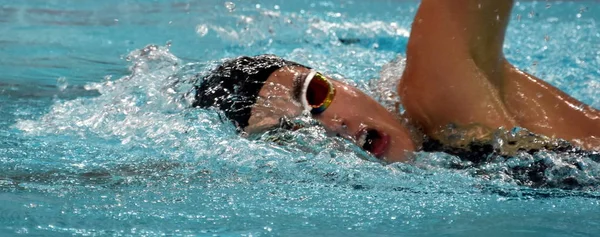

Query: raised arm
left=398, top=0, right=517, bottom=145
left=399, top=0, right=600, bottom=150
left=406, top=0, right=513, bottom=85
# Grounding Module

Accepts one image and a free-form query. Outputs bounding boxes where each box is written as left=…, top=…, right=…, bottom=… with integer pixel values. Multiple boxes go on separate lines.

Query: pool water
left=1, top=0, right=600, bottom=236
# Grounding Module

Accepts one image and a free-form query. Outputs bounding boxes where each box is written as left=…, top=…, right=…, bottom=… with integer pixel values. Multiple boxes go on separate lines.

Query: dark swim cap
left=193, top=54, right=307, bottom=130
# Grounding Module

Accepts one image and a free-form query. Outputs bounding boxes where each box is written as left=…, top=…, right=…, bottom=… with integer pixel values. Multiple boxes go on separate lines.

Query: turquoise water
left=1, top=0, right=600, bottom=236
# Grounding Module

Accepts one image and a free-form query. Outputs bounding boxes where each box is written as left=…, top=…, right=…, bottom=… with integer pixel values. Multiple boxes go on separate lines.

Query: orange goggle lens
left=302, top=71, right=335, bottom=114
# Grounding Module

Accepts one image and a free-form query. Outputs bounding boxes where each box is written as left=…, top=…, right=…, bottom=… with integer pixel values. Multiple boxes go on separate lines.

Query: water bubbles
left=240, top=16, right=253, bottom=24
left=17, top=43, right=186, bottom=145
left=56, top=77, right=68, bottom=91
left=224, top=2, right=236, bottom=12
left=5, top=3, right=600, bottom=235
left=370, top=56, right=405, bottom=111
left=196, top=24, right=209, bottom=37
left=327, top=12, right=342, bottom=18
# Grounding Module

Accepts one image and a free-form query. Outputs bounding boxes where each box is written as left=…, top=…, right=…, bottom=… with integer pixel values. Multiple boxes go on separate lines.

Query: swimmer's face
left=246, top=66, right=416, bottom=162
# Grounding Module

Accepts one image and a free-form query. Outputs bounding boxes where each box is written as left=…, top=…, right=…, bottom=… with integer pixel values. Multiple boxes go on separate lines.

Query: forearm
left=457, top=0, right=513, bottom=75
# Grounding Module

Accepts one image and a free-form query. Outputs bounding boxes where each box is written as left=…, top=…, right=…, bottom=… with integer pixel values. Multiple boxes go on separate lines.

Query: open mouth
left=356, top=128, right=390, bottom=158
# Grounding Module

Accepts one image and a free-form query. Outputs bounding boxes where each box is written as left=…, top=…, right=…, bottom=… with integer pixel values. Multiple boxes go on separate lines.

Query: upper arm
left=398, top=0, right=518, bottom=138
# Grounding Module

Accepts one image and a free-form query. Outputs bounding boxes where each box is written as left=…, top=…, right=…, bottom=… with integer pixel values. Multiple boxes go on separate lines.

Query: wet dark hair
left=192, top=54, right=307, bottom=130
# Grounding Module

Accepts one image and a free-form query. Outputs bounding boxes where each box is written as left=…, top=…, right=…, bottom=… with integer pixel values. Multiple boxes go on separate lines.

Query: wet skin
left=245, top=66, right=416, bottom=162
left=399, top=0, right=600, bottom=150
left=239, top=0, right=599, bottom=162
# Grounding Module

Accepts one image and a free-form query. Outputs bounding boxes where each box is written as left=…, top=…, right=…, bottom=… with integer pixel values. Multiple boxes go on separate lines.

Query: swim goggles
left=300, top=70, right=336, bottom=114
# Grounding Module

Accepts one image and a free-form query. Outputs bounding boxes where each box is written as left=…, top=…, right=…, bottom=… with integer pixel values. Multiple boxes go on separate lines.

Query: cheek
left=335, top=83, right=376, bottom=106
left=248, top=97, right=304, bottom=128
left=335, top=91, right=378, bottom=113
left=257, top=87, right=304, bottom=115
left=339, top=84, right=360, bottom=98
left=269, top=99, right=303, bottom=118
left=261, top=102, right=302, bottom=120
left=245, top=116, right=280, bottom=133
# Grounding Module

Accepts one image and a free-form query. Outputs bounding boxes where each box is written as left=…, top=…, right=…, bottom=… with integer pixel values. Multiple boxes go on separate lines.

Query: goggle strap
left=300, top=69, right=318, bottom=112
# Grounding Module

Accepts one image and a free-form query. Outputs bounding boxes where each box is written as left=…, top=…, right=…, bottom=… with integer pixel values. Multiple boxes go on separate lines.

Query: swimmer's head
left=194, top=54, right=415, bottom=162
left=193, top=54, right=303, bottom=129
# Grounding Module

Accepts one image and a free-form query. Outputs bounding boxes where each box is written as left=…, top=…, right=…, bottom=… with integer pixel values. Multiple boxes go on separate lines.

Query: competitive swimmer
left=193, top=0, right=600, bottom=163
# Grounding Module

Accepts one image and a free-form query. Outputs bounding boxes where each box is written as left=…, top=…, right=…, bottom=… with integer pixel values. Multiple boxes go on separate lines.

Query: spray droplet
left=224, top=2, right=236, bottom=12
left=57, top=77, right=68, bottom=91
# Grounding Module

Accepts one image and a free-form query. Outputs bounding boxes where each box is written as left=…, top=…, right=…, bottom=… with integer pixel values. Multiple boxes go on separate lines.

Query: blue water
left=1, top=0, right=600, bottom=236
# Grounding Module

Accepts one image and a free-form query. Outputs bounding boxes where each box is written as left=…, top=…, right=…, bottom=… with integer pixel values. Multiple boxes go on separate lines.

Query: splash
left=11, top=44, right=399, bottom=188
left=18, top=45, right=197, bottom=142
left=11, top=42, right=600, bottom=191
left=3, top=1, right=600, bottom=236
left=370, top=55, right=406, bottom=112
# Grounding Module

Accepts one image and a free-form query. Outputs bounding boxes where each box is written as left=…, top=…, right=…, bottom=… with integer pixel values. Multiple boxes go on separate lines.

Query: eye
left=301, top=71, right=336, bottom=114
left=306, top=75, right=330, bottom=106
